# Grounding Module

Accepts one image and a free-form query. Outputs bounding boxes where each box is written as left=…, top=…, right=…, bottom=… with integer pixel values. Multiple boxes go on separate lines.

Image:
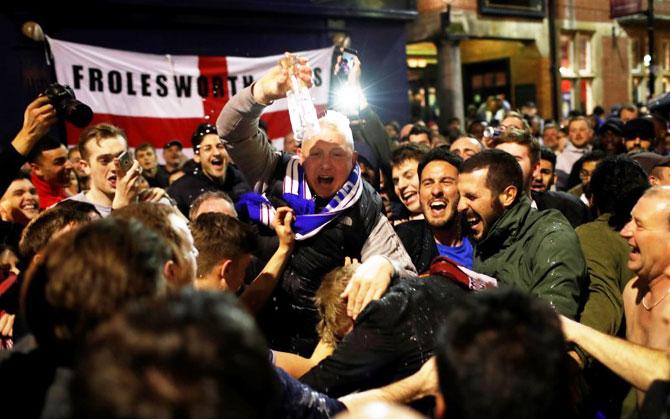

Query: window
left=559, top=31, right=594, bottom=116
left=662, top=39, right=670, bottom=72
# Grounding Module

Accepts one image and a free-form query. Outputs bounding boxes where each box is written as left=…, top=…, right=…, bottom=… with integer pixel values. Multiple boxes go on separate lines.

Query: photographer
left=0, top=96, right=57, bottom=198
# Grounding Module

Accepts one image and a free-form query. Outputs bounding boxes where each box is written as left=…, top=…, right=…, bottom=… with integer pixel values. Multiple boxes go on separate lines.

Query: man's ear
left=434, top=392, right=446, bottom=419
left=499, top=184, right=517, bottom=208
left=78, top=159, right=91, bottom=176
left=352, top=150, right=358, bottom=164
left=193, top=153, right=201, bottom=164
left=218, top=259, right=233, bottom=291
left=296, top=147, right=304, bottom=164
left=163, top=260, right=178, bottom=288
left=30, top=162, right=42, bottom=178
left=650, top=175, right=660, bottom=186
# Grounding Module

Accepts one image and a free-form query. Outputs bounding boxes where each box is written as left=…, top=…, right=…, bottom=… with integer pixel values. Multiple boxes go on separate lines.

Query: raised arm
left=561, top=315, right=670, bottom=391
left=216, top=55, right=312, bottom=192
left=240, top=207, right=295, bottom=314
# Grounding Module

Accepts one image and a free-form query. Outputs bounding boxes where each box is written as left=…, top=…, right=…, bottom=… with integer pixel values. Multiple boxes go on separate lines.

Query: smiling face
left=82, top=136, right=128, bottom=199
left=419, top=160, right=459, bottom=230
left=299, top=126, right=356, bottom=199
left=392, top=159, right=421, bottom=214
left=195, top=134, right=229, bottom=181
left=33, top=145, right=73, bottom=187
left=0, top=178, right=39, bottom=225
left=620, top=193, right=670, bottom=281
left=457, top=168, right=506, bottom=241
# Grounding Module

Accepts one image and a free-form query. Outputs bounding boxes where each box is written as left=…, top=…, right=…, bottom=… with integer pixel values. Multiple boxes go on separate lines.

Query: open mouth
left=466, top=212, right=482, bottom=229
left=401, top=191, right=417, bottom=205
left=20, top=201, right=38, bottom=212
left=211, top=157, right=224, bottom=169
left=108, top=175, right=117, bottom=188
left=429, top=200, right=447, bottom=215
left=318, top=175, right=334, bottom=185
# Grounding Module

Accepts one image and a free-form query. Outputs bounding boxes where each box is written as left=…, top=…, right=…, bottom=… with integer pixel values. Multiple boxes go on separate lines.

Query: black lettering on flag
left=89, top=68, right=103, bottom=92
left=243, top=75, right=254, bottom=88
left=141, top=74, right=151, bottom=96
left=73, top=65, right=84, bottom=90
left=228, top=76, right=238, bottom=96
left=108, top=71, right=122, bottom=94
left=197, top=76, right=208, bottom=98
left=174, top=75, right=193, bottom=98
left=313, top=67, right=322, bottom=87
left=156, top=75, right=168, bottom=97
left=212, top=76, right=225, bottom=98
left=126, top=72, right=137, bottom=96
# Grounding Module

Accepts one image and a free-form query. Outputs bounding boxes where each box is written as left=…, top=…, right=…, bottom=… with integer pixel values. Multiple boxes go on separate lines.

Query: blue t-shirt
left=436, top=238, right=473, bottom=269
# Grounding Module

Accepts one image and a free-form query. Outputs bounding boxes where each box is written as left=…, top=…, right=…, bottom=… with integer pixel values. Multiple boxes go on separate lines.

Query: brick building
left=407, top=0, right=670, bottom=125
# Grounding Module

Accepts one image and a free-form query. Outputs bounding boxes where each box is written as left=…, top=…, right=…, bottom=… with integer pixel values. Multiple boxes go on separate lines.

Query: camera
left=43, top=83, right=93, bottom=128
left=483, top=126, right=503, bottom=140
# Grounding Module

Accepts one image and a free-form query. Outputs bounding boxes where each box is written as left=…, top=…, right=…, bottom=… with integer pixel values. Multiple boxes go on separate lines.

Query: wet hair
left=494, top=127, right=540, bottom=166
left=26, top=135, right=65, bottom=163
left=391, top=143, right=430, bottom=167
left=189, top=190, right=237, bottom=221
left=78, top=123, right=128, bottom=161
left=540, top=146, right=557, bottom=168
left=417, top=148, right=462, bottom=180
left=460, top=149, right=523, bottom=205
left=315, top=264, right=357, bottom=345
left=22, top=217, right=170, bottom=363
left=589, top=155, right=649, bottom=230
left=436, top=288, right=573, bottom=419
left=190, top=213, right=257, bottom=278
left=19, top=201, right=99, bottom=263
left=71, top=290, right=279, bottom=419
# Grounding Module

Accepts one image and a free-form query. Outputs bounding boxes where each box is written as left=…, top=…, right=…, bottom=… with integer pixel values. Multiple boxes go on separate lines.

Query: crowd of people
left=0, top=55, right=669, bottom=419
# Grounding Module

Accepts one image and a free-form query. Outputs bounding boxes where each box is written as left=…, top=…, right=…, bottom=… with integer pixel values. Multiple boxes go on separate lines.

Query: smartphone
left=334, top=47, right=359, bottom=78
left=117, top=151, right=134, bottom=175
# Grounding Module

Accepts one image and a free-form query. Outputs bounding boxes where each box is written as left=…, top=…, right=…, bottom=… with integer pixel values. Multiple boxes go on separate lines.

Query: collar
left=31, top=172, right=67, bottom=209
left=477, top=196, right=532, bottom=254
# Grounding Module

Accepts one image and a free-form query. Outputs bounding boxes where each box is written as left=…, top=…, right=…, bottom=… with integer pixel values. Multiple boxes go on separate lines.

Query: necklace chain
left=642, top=288, right=670, bottom=310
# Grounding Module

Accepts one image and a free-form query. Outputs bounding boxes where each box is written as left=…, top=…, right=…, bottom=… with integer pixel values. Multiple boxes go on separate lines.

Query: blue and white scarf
left=236, top=157, right=363, bottom=240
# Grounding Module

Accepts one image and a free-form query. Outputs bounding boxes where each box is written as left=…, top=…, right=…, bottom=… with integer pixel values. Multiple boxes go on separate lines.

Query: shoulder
left=395, top=219, right=427, bottom=236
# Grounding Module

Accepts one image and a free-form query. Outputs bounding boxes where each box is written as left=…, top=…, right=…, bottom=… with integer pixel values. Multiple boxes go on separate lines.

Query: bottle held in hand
left=282, top=54, right=320, bottom=142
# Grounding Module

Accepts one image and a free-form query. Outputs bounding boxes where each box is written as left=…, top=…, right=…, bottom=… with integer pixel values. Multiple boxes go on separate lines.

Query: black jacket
left=395, top=220, right=439, bottom=275
left=532, top=190, right=589, bottom=228
left=258, top=165, right=383, bottom=356
left=301, top=275, right=466, bottom=399
left=167, top=165, right=249, bottom=216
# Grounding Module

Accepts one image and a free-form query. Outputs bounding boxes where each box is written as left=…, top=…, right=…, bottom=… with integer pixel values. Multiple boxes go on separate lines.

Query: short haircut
left=78, top=123, right=127, bottom=161
left=313, top=110, right=354, bottom=149
left=539, top=146, right=557, bottom=168
left=417, top=148, right=463, bottom=180
left=619, top=103, right=638, bottom=114
left=315, top=264, right=357, bottom=345
left=567, top=116, right=592, bottom=131
left=19, top=201, right=100, bottom=262
left=21, top=217, right=170, bottom=360
left=135, top=143, right=155, bottom=153
left=589, top=155, right=649, bottom=230
left=191, top=123, right=218, bottom=151
left=543, top=122, right=558, bottom=133
left=436, top=288, right=573, bottom=419
left=111, top=203, right=185, bottom=266
left=409, top=124, right=432, bottom=140
left=391, top=143, right=429, bottom=167
left=71, top=290, right=279, bottom=419
left=26, top=135, right=65, bottom=163
left=189, top=191, right=237, bottom=221
left=460, top=149, right=523, bottom=204
left=190, top=213, right=257, bottom=277
left=494, top=127, right=541, bottom=165
left=582, top=150, right=607, bottom=165
left=502, top=111, right=531, bottom=130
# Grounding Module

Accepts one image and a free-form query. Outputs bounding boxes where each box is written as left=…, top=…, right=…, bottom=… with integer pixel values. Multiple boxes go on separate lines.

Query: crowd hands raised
left=0, top=52, right=669, bottom=419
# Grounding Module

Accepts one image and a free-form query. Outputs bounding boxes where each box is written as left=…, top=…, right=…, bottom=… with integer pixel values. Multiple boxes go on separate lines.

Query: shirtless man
left=620, top=186, right=670, bottom=405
